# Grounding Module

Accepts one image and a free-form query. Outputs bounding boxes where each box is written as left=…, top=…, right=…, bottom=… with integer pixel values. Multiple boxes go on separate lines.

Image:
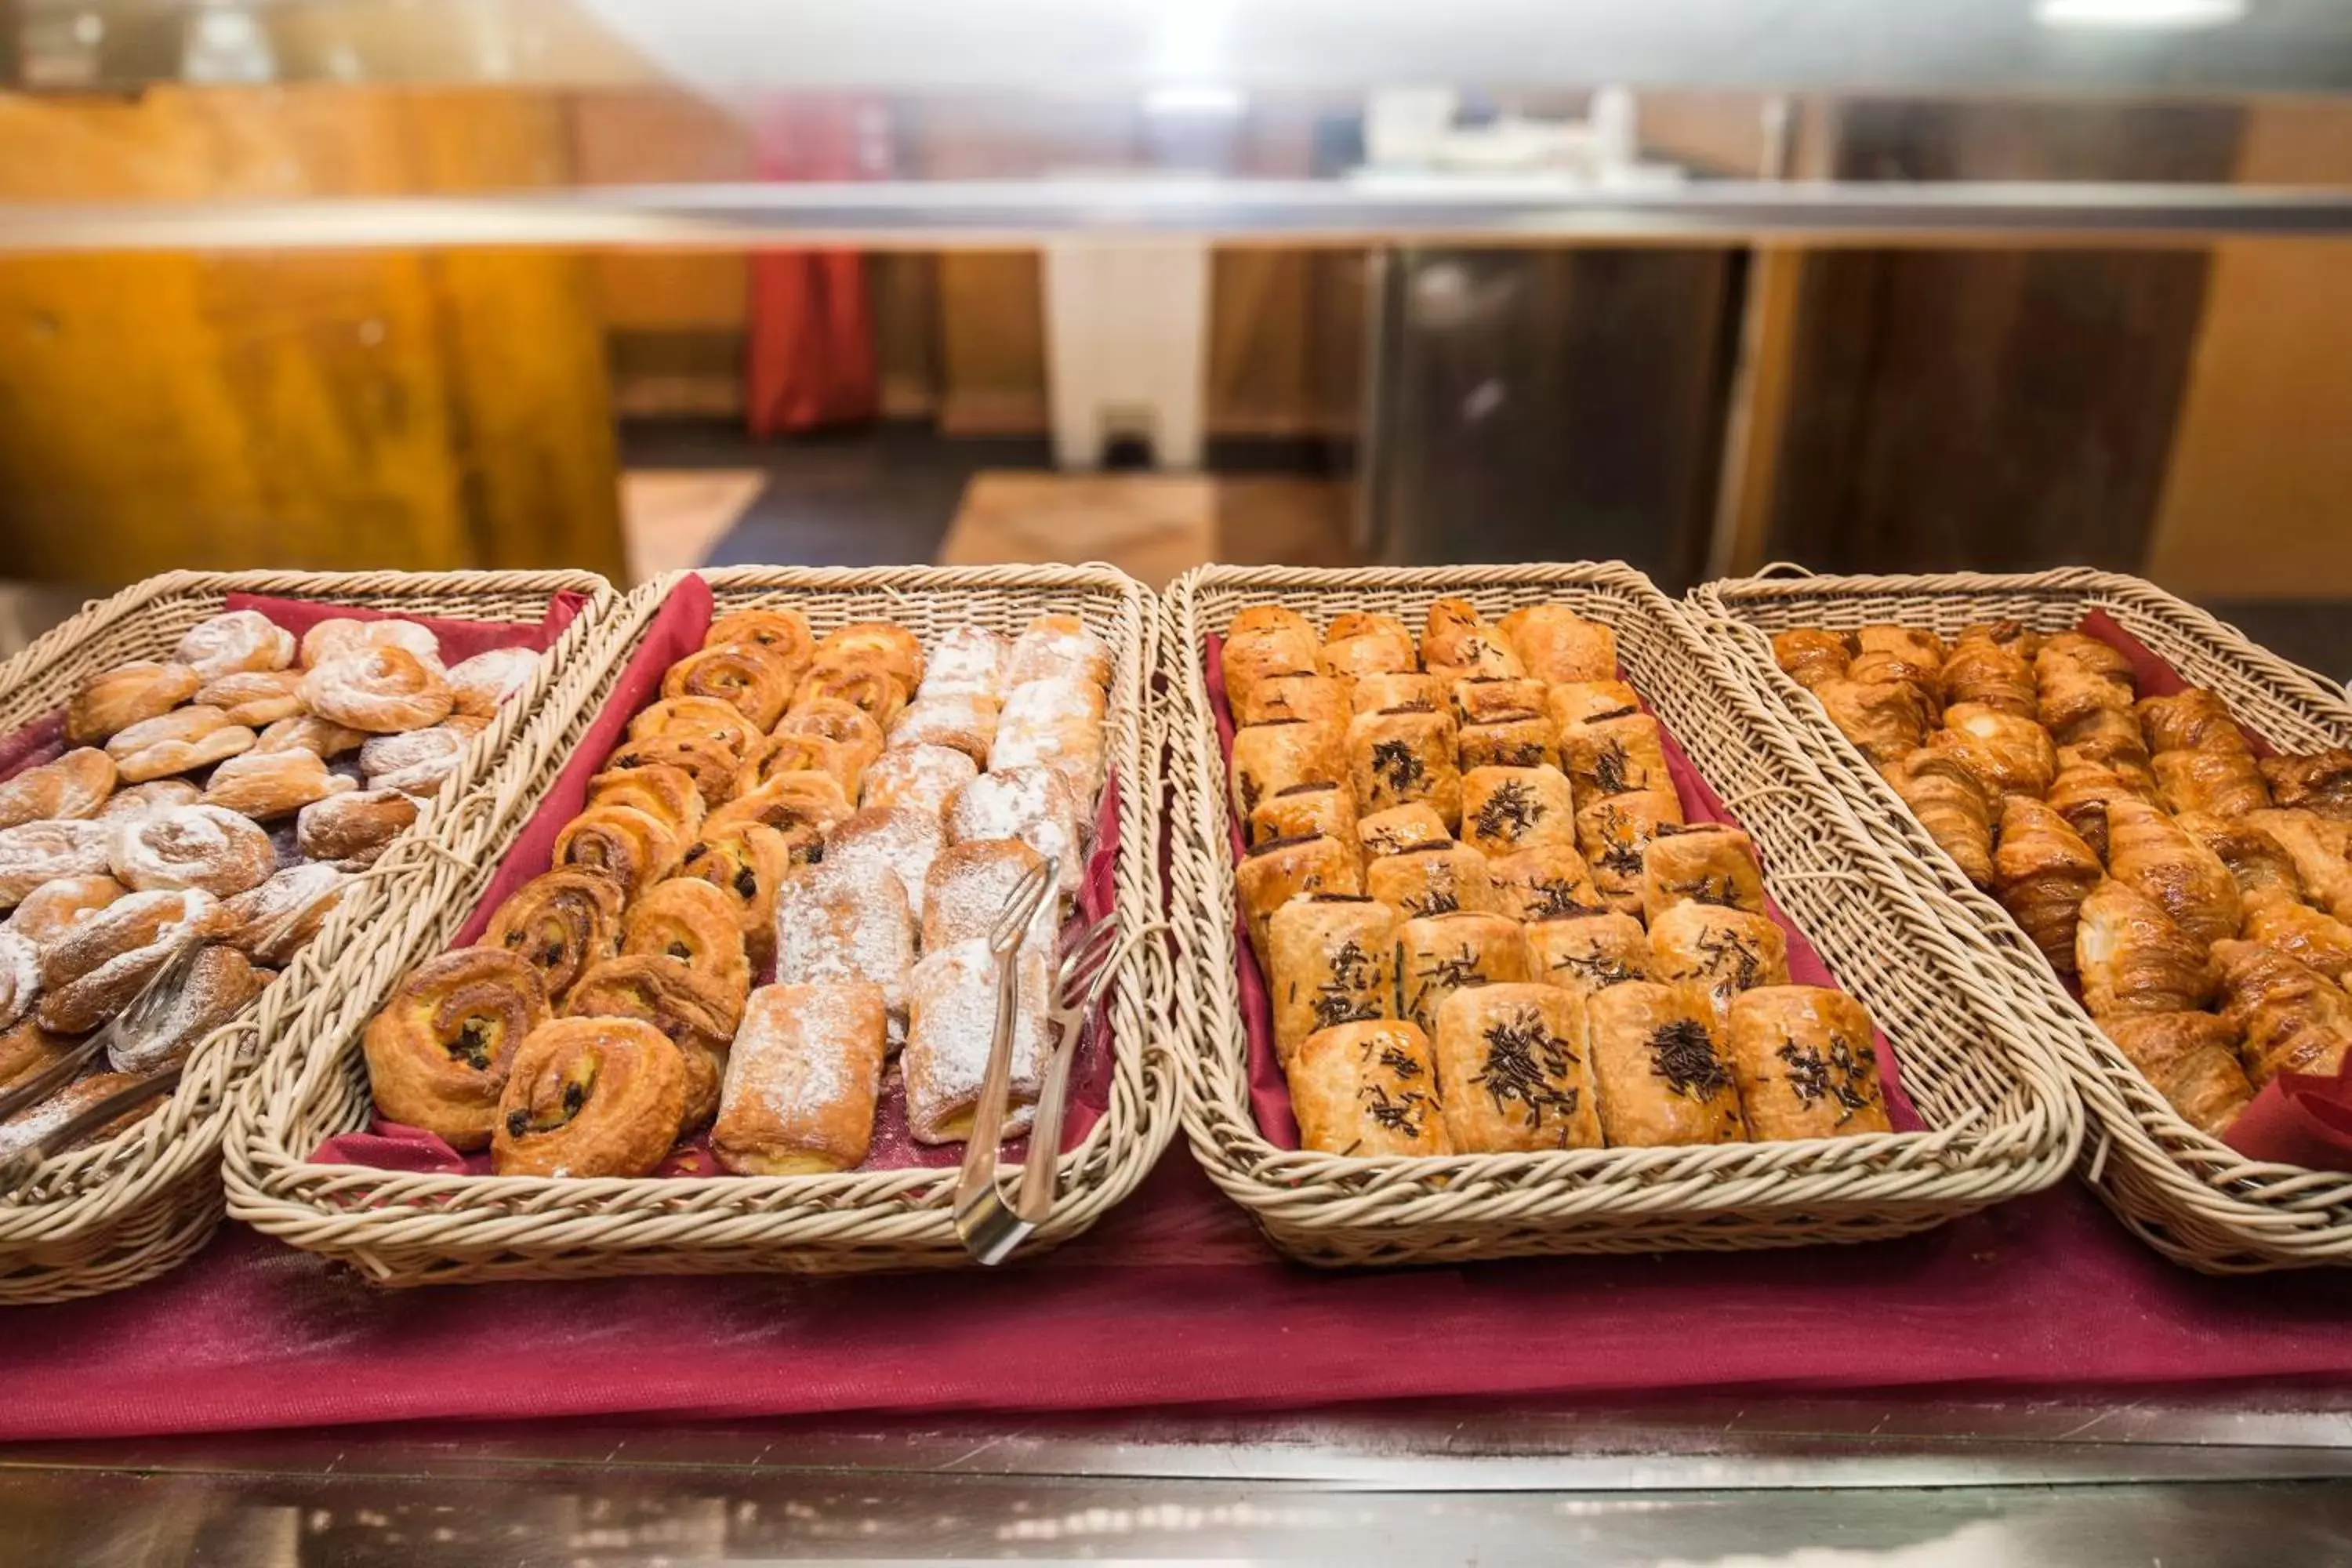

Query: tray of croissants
left=0, top=604, right=562, bottom=1173
left=1762, top=617, right=2352, bottom=1145
left=337, top=591, right=1123, bottom=1185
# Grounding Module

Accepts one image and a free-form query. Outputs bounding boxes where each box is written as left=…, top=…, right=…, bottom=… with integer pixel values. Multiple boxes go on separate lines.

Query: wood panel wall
left=0, top=88, right=624, bottom=584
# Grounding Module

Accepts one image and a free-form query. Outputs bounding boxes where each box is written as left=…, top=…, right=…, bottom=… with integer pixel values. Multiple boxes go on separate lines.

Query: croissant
left=1960, top=620, right=2043, bottom=659
left=2174, top=812, right=2303, bottom=905
left=1942, top=631, right=2038, bottom=719
left=2099, top=1012, right=2252, bottom=1138
left=2239, top=889, right=2352, bottom=985
left=2152, top=747, right=2272, bottom=820
left=1812, top=677, right=1930, bottom=767
left=1771, top=629, right=1852, bottom=691
left=2212, top=938, right=2352, bottom=1086
left=2244, top=809, right=2352, bottom=922
left=1994, top=797, right=2103, bottom=975
left=2137, top=688, right=2249, bottom=757
left=2076, top=878, right=2215, bottom=1018
left=2039, top=632, right=2134, bottom=688
left=2035, top=644, right=2136, bottom=739
left=2260, top=750, right=2352, bottom=821
left=1886, top=747, right=1994, bottom=889
left=2046, top=760, right=2137, bottom=863
left=2106, top=796, right=2242, bottom=949
left=1853, top=625, right=1945, bottom=699
left=1927, top=703, right=2057, bottom=802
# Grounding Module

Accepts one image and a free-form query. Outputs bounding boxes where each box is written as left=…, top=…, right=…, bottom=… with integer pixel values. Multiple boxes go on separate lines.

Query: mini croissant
left=2106, top=796, right=2243, bottom=949
left=2212, top=938, right=2352, bottom=1087
left=2076, top=878, right=2216, bottom=1018
left=1886, top=747, right=1994, bottom=890
left=1994, top=796, right=2103, bottom=975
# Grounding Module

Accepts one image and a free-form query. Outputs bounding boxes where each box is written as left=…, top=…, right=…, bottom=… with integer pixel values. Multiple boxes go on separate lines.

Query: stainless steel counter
left=7, top=1392, right=2351, bottom=1563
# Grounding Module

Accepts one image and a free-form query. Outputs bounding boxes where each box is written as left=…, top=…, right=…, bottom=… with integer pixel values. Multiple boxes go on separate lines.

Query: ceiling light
left=2035, top=0, right=2247, bottom=28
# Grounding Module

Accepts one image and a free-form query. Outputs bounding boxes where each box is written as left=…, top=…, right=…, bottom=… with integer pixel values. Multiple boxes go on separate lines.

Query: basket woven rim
left=0, top=568, right=618, bottom=1290
left=1166, top=561, right=2081, bottom=1251
left=1697, top=564, right=2352, bottom=1268
left=223, top=561, right=1183, bottom=1274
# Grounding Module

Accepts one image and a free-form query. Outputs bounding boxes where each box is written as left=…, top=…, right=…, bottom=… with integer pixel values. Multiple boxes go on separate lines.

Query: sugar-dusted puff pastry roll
left=1250, top=781, right=1359, bottom=849
left=1940, top=623, right=2038, bottom=720
left=1220, top=608, right=1319, bottom=717
left=1233, top=670, right=1352, bottom=728
left=363, top=948, right=550, bottom=1150
left=1929, top=702, right=2058, bottom=802
left=922, top=837, right=1060, bottom=954
left=1007, top=612, right=1113, bottom=691
left=1993, top=796, right=2103, bottom=976
left=1586, top=980, right=1748, bottom=1146
left=2046, top=758, right=2142, bottom=863
left=1576, top=788, right=1686, bottom=917
left=1639, top=824, right=1767, bottom=923
left=992, top=675, right=1108, bottom=798
left=1647, top=901, right=1790, bottom=1029
left=1356, top=802, right=1453, bottom=858
left=1229, top=718, right=1346, bottom=829
left=2241, top=891, right=2352, bottom=985
left=1320, top=613, right=1418, bottom=681
left=1268, top=894, right=1400, bottom=1065
left=1725, top=985, right=1892, bottom=1140
left=1398, top=909, right=1530, bottom=1037
left=565, top=954, right=740, bottom=1133
left=824, top=805, right=947, bottom=916
left=1366, top=840, right=1495, bottom=918
left=710, top=981, right=888, bottom=1174
left=1770, top=629, right=1852, bottom=691
left=1350, top=671, right=1447, bottom=717
left=1422, top=598, right=1523, bottom=678
left=1524, top=912, right=1650, bottom=1000
left=1460, top=713, right=1560, bottom=772
left=2176, top=812, right=2303, bottom=906
left=1487, top=844, right=1604, bottom=923
left=1499, top=603, right=1617, bottom=684
left=904, top=937, right=1051, bottom=1144
left=2212, top=938, right=2352, bottom=1087
left=1811, top=677, right=1930, bottom=768
left=1884, top=746, right=1994, bottom=889
left=947, top=764, right=1087, bottom=898
left=2098, top=1012, right=2252, bottom=1138
left=2260, top=749, right=2352, bottom=821
left=1288, top=1019, right=1448, bottom=1157
left=2245, top=809, right=2352, bottom=921
left=1453, top=676, right=1550, bottom=727
left=477, top=867, right=625, bottom=1006
left=1548, top=679, right=1643, bottom=731
left=2137, top=687, right=2249, bottom=757
left=886, top=691, right=998, bottom=765
left=2107, top=795, right=2243, bottom=949
left=1460, top=764, right=1578, bottom=858
left=862, top=742, right=979, bottom=818
left=2154, top=747, right=2272, bottom=820
left=1348, top=706, right=1463, bottom=828
left=1853, top=624, right=1947, bottom=709
left=1236, top=833, right=1364, bottom=965
left=1434, top=982, right=1601, bottom=1152
left=491, top=1017, right=687, bottom=1178
left=1559, top=711, right=1671, bottom=802
left=2036, top=641, right=2136, bottom=741
left=2076, top=879, right=2216, bottom=1018
left=915, top=625, right=1008, bottom=701
left=775, top=856, right=916, bottom=1020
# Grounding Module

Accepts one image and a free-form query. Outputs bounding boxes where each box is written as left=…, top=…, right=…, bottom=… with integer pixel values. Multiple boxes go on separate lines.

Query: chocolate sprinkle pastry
left=1362, top=1082, right=1430, bottom=1136
left=1648, top=1018, right=1731, bottom=1101
left=1596, top=837, right=1646, bottom=878
left=1693, top=924, right=1763, bottom=990
left=1370, top=737, right=1426, bottom=794
left=1777, top=1033, right=1878, bottom=1123
left=1472, top=779, right=1543, bottom=842
left=1525, top=882, right=1602, bottom=920
left=1312, top=938, right=1385, bottom=1029
left=1681, top=874, right=1744, bottom=909
left=1552, top=949, right=1637, bottom=987
left=1418, top=944, right=1486, bottom=993
left=1377, top=1044, right=1425, bottom=1079
left=1592, top=742, right=1632, bottom=797
left=1474, top=1010, right=1582, bottom=1129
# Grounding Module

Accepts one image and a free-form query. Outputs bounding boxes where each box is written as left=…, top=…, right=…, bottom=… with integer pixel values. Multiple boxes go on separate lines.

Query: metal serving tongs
left=952, top=856, right=1128, bottom=1265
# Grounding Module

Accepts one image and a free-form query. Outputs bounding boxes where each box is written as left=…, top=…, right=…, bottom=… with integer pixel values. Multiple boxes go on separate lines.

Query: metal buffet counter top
left=5, top=1391, right=2352, bottom=1563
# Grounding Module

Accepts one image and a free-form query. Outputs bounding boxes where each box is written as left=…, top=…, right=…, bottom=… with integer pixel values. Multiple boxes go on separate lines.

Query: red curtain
left=746, top=99, right=881, bottom=437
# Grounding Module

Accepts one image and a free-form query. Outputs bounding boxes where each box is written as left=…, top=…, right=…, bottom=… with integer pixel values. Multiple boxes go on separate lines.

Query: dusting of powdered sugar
left=945, top=766, right=1084, bottom=898
left=887, top=693, right=1000, bottom=761
left=918, top=627, right=1010, bottom=700
left=0, top=932, right=38, bottom=1030
left=920, top=840, right=1057, bottom=953
left=1004, top=617, right=1112, bottom=690
left=823, top=807, right=946, bottom=914
left=902, top=938, right=1048, bottom=1143
left=772, top=861, right=915, bottom=1015
left=718, top=982, right=885, bottom=1156
left=862, top=745, right=978, bottom=817
left=107, top=944, right=260, bottom=1073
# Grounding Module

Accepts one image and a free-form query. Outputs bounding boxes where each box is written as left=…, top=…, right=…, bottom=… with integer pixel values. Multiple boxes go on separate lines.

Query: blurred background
left=0, top=0, right=2349, bottom=666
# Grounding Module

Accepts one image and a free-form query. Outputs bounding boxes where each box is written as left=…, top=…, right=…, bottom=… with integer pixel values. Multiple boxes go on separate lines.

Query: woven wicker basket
left=225, top=563, right=1179, bottom=1285
left=1166, top=563, right=2080, bottom=1268
left=1697, top=565, right=2352, bottom=1273
left=0, top=568, right=615, bottom=1304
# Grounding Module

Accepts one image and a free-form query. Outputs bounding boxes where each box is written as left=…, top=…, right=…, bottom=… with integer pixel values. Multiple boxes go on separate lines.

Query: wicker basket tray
left=1696, top=565, right=2352, bottom=1273
left=0, top=568, right=615, bottom=1304
left=225, top=563, right=1179, bottom=1285
left=1166, top=563, right=2080, bottom=1268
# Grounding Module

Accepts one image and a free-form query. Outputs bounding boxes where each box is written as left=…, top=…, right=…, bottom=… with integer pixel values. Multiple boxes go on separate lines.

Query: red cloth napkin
left=1203, top=636, right=1920, bottom=1148
left=314, top=573, right=1124, bottom=1174
left=2073, top=611, right=2352, bottom=1170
